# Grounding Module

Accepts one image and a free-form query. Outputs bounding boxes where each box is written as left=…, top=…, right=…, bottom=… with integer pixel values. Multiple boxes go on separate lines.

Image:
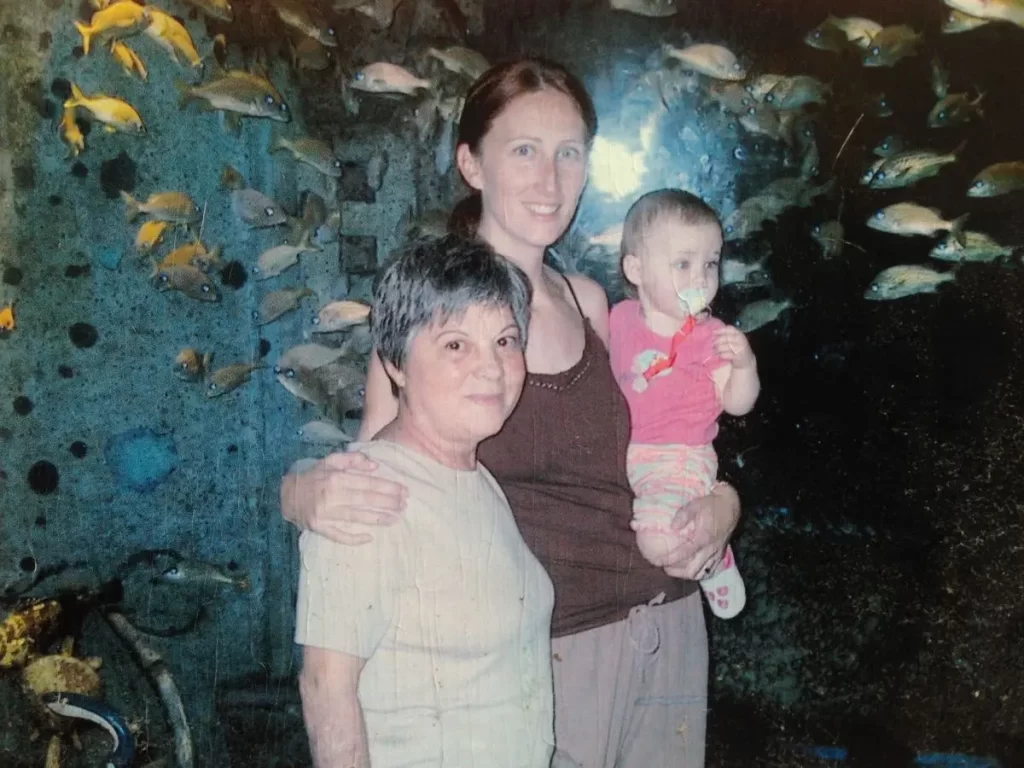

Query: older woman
left=295, top=234, right=554, bottom=768
left=285, top=58, right=741, bottom=768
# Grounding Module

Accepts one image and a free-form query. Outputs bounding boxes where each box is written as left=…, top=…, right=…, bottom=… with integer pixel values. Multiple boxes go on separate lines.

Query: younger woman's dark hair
left=448, top=57, right=598, bottom=238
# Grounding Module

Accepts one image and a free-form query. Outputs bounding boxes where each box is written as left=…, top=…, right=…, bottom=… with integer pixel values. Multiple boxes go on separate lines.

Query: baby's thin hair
left=620, top=188, right=722, bottom=261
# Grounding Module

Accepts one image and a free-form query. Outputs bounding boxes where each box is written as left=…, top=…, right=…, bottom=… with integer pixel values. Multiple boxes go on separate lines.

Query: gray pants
left=551, top=590, right=708, bottom=768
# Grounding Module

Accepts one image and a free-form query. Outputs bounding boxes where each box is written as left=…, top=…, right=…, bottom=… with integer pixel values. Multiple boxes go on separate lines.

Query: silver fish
left=350, top=62, right=431, bottom=95
left=662, top=43, right=746, bottom=81
left=231, top=189, right=289, bottom=228
left=735, top=299, right=794, bottom=332
left=255, top=233, right=320, bottom=280
left=873, top=135, right=908, bottom=158
left=721, top=254, right=770, bottom=286
left=864, top=265, right=955, bottom=300
left=927, top=92, right=984, bottom=128
left=868, top=143, right=965, bottom=189
left=609, top=0, right=679, bottom=17
left=313, top=300, right=372, bottom=332
left=810, top=220, right=845, bottom=259
left=862, top=25, right=923, bottom=67
left=151, top=264, right=220, bottom=302
left=367, top=151, right=388, bottom=191
left=942, top=8, right=993, bottom=33
left=297, top=419, right=355, bottom=446
left=866, top=203, right=968, bottom=240
left=930, top=231, right=1017, bottom=263
left=257, top=287, right=315, bottom=325
left=159, top=560, right=248, bottom=589
left=174, top=348, right=213, bottom=382
left=271, top=136, right=343, bottom=178
left=931, top=56, right=950, bottom=99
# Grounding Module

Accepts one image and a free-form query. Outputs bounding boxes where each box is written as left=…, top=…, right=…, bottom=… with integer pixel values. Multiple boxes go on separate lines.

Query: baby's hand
left=713, top=325, right=755, bottom=369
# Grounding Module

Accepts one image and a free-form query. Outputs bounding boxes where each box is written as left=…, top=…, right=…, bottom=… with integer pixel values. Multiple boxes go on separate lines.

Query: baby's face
left=628, top=217, right=722, bottom=321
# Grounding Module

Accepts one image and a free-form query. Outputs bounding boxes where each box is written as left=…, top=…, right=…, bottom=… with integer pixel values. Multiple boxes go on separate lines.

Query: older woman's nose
left=474, top=346, right=504, bottom=379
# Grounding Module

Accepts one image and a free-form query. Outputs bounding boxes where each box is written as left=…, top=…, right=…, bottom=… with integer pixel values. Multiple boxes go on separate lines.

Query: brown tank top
left=477, top=275, right=694, bottom=637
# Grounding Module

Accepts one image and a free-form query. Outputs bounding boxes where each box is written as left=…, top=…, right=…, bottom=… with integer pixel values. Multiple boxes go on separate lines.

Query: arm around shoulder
left=357, top=351, right=399, bottom=441
left=566, top=273, right=611, bottom=348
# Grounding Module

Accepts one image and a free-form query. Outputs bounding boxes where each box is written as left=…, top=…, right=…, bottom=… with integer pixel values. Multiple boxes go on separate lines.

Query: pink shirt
left=609, top=299, right=728, bottom=446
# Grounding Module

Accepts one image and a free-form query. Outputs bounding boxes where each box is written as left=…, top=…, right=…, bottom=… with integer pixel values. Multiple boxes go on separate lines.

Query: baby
left=609, top=189, right=760, bottom=619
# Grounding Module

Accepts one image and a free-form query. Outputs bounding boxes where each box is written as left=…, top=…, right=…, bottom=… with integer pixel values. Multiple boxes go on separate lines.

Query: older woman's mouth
left=467, top=393, right=504, bottom=406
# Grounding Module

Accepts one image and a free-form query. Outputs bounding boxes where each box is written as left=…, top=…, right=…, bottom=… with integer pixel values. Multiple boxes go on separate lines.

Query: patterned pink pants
left=626, top=443, right=718, bottom=532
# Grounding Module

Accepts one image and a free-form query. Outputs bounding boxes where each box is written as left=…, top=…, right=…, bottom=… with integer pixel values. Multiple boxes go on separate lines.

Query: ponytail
left=448, top=193, right=482, bottom=239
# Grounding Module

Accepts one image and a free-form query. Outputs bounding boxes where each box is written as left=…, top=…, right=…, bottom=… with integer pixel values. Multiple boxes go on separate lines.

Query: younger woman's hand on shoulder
left=280, top=451, right=408, bottom=546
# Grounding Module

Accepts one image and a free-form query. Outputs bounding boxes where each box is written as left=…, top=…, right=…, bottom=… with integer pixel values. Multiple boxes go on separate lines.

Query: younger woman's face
left=458, top=89, right=589, bottom=256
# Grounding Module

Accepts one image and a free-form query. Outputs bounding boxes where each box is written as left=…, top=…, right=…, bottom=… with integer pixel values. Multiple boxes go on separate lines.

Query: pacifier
left=675, top=285, right=709, bottom=317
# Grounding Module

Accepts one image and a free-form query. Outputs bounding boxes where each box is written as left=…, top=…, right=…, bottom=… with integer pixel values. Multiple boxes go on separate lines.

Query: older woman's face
left=393, top=303, right=526, bottom=447
left=459, top=89, right=589, bottom=254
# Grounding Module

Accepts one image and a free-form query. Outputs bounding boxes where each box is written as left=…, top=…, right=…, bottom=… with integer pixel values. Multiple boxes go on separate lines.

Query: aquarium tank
left=0, top=0, right=1022, bottom=766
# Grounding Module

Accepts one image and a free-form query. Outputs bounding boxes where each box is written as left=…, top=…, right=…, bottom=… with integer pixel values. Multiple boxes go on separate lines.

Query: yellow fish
left=159, top=241, right=221, bottom=271
left=110, top=39, right=148, bottom=80
left=0, top=598, right=62, bottom=668
left=135, top=219, right=170, bottom=252
left=145, top=9, right=203, bottom=68
left=58, top=105, right=86, bottom=156
left=65, top=83, right=145, bottom=134
left=0, top=302, right=15, bottom=332
left=74, top=1, right=151, bottom=55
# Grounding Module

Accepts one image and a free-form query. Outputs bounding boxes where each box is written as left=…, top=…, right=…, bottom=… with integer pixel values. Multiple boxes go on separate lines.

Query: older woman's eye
left=497, top=335, right=521, bottom=348
left=445, top=340, right=462, bottom=351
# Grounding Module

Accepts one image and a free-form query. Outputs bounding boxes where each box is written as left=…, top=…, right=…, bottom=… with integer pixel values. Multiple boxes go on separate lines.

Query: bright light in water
left=589, top=136, right=647, bottom=200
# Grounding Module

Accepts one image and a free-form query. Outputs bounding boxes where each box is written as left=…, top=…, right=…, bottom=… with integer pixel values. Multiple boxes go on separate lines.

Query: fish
left=721, top=254, right=770, bottom=286
left=723, top=199, right=776, bottom=242
left=367, top=152, right=388, bottom=191
left=826, top=15, right=883, bottom=49
left=178, top=68, right=290, bottom=124
left=159, top=561, right=249, bottom=590
left=64, top=83, right=145, bottom=134
left=151, top=263, right=221, bottom=302
left=135, top=219, right=170, bottom=252
left=220, top=164, right=245, bottom=191
left=257, top=287, right=315, bottom=325
left=182, top=0, right=233, bottom=21
left=276, top=357, right=367, bottom=417
left=271, top=0, right=337, bottom=47
left=862, top=25, right=923, bottom=67
left=873, top=135, right=908, bottom=158
left=255, top=235, right=319, bottom=280
left=58, top=105, right=86, bottom=156
left=708, top=82, right=752, bottom=114
left=312, top=300, right=371, bottom=332
left=927, top=92, right=985, bottom=127
left=144, top=9, right=202, bottom=68
left=276, top=343, right=349, bottom=372
left=967, top=161, right=1024, bottom=197
left=866, top=203, right=968, bottom=240
left=426, top=45, right=490, bottom=80
left=765, top=76, right=831, bottom=109
left=930, top=231, right=1018, bottom=262
left=109, top=40, right=147, bottom=80
left=609, top=0, right=678, bottom=17
left=159, top=241, right=221, bottom=272
left=864, top=265, right=955, bottom=301
left=0, top=598, right=63, bottom=668
left=73, top=2, right=151, bottom=55
left=942, top=8, right=993, bottom=33
left=870, top=92, right=894, bottom=118
left=206, top=363, right=265, bottom=397
left=174, top=348, right=213, bottom=381
left=869, top=142, right=966, bottom=189
left=662, top=43, right=746, bottom=81
left=350, top=62, right=432, bottom=95
left=744, top=74, right=786, bottom=103
left=332, top=0, right=400, bottom=29
left=270, top=136, right=343, bottom=177
left=810, top=220, right=846, bottom=259
left=931, top=57, right=950, bottom=99
left=735, top=299, right=793, bottom=333
left=799, top=138, right=820, bottom=179
left=0, top=303, right=15, bottom=333
left=231, top=189, right=288, bottom=228
left=860, top=157, right=887, bottom=186
left=299, top=192, right=328, bottom=236
left=804, top=20, right=851, bottom=53
left=122, top=190, right=200, bottom=224
left=738, top=103, right=786, bottom=144
left=943, top=0, right=1024, bottom=28
left=290, top=36, right=330, bottom=72
left=298, top=420, right=354, bottom=446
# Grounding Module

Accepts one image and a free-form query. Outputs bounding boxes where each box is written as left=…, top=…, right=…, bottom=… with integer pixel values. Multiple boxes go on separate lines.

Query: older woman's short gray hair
left=371, top=234, right=533, bottom=371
